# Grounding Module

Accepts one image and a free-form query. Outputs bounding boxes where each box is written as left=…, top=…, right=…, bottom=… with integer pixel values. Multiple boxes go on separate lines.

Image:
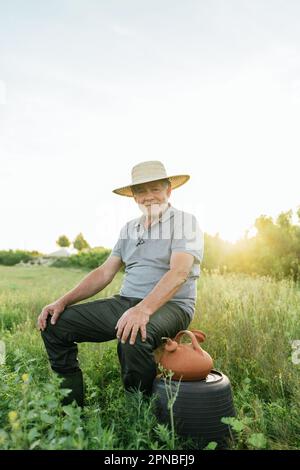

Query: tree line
left=1, top=207, right=299, bottom=282
left=203, top=208, right=300, bottom=282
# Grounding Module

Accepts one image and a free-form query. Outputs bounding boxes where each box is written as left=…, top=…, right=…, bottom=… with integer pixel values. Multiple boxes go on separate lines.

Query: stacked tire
left=152, top=369, right=236, bottom=448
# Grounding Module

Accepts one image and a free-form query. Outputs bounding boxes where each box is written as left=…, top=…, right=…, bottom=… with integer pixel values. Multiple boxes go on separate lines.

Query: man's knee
left=40, top=322, right=59, bottom=350
left=40, top=314, right=69, bottom=340
left=40, top=316, right=55, bottom=341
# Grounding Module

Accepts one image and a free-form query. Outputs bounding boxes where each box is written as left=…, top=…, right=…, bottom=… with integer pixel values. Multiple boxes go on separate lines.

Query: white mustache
left=138, top=202, right=168, bottom=216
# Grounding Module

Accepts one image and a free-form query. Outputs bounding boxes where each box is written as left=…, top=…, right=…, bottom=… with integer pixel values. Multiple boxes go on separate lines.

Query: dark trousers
left=41, top=295, right=191, bottom=405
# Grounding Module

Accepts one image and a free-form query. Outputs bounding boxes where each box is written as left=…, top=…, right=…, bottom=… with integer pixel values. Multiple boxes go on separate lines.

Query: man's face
left=132, top=180, right=172, bottom=217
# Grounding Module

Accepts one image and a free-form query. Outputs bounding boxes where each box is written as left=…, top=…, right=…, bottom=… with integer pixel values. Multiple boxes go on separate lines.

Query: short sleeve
left=110, top=224, right=127, bottom=260
left=171, top=213, right=204, bottom=264
left=110, top=222, right=130, bottom=260
left=110, top=237, right=122, bottom=259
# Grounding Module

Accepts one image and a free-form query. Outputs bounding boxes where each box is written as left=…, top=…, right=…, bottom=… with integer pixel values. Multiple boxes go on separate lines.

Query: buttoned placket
left=136, top=223, right=146, bottom=246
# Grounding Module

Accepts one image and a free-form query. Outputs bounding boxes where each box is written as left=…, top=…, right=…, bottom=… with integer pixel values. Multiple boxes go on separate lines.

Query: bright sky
left=0, top=0, right=299, bottom=254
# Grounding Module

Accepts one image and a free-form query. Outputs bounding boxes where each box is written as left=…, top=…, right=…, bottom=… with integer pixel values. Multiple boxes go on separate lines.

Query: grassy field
left=0, top=265, right=299, bottom=450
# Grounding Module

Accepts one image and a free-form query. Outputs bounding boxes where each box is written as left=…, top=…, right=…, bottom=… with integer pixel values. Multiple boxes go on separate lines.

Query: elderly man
left=38, top=161, right=204, bottom=408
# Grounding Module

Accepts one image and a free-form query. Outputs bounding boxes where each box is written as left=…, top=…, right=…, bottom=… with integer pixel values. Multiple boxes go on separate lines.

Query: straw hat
left=112, top=160, right=190, bottom=197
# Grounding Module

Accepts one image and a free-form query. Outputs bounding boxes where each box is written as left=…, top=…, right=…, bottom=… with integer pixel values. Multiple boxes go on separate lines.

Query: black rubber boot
left=57, top=370, right=84, bottom=408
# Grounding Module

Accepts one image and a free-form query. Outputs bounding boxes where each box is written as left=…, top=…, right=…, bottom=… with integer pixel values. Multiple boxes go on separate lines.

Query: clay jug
left=158, top=330, right=213, bottom=381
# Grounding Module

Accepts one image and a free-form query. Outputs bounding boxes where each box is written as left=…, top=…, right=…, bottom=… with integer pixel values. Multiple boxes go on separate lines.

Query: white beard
left=138, top=202, right=169, bottom=219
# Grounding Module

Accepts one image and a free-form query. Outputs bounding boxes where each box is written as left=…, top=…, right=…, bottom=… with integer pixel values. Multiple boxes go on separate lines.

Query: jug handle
left=174, top=330, right=204, bottom=352
left=190, top=330, right=206, bottom=343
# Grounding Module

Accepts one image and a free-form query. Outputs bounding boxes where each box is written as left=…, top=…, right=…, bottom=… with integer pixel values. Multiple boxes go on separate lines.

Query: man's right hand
left=37, top=300, right=66, bottom=331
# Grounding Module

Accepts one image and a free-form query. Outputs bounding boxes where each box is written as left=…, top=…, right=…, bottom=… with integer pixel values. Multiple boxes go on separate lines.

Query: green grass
left=0, top=265, right=299, bottom=450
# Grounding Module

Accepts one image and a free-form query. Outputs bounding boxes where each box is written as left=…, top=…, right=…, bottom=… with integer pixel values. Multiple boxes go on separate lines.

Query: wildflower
left=8, top=411, right=18, bottom=423
left=22, top=373, right=29, bottom=383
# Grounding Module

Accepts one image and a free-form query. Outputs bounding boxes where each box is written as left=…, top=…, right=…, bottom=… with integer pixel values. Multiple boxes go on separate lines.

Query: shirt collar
left=134, top=203, right=174, bottom=228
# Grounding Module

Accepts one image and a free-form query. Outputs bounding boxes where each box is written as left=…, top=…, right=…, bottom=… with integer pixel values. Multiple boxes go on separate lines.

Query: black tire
left=152, top=369, right=236, bottom=447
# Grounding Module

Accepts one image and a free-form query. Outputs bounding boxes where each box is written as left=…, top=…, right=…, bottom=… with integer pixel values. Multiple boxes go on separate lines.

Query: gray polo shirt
left=110, top=204, right=204, bottom=319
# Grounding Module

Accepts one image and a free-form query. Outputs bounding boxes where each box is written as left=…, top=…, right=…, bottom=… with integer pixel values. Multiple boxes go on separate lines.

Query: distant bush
left=202, top=209, right=300, bottom=283
left=51, top=247, right=112, bottom=270
left=0, top=250, right=41, bottom=266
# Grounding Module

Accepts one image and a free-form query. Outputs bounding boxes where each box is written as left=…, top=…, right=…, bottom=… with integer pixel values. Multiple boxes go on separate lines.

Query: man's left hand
left=115, top=306, right=151, bottom=345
